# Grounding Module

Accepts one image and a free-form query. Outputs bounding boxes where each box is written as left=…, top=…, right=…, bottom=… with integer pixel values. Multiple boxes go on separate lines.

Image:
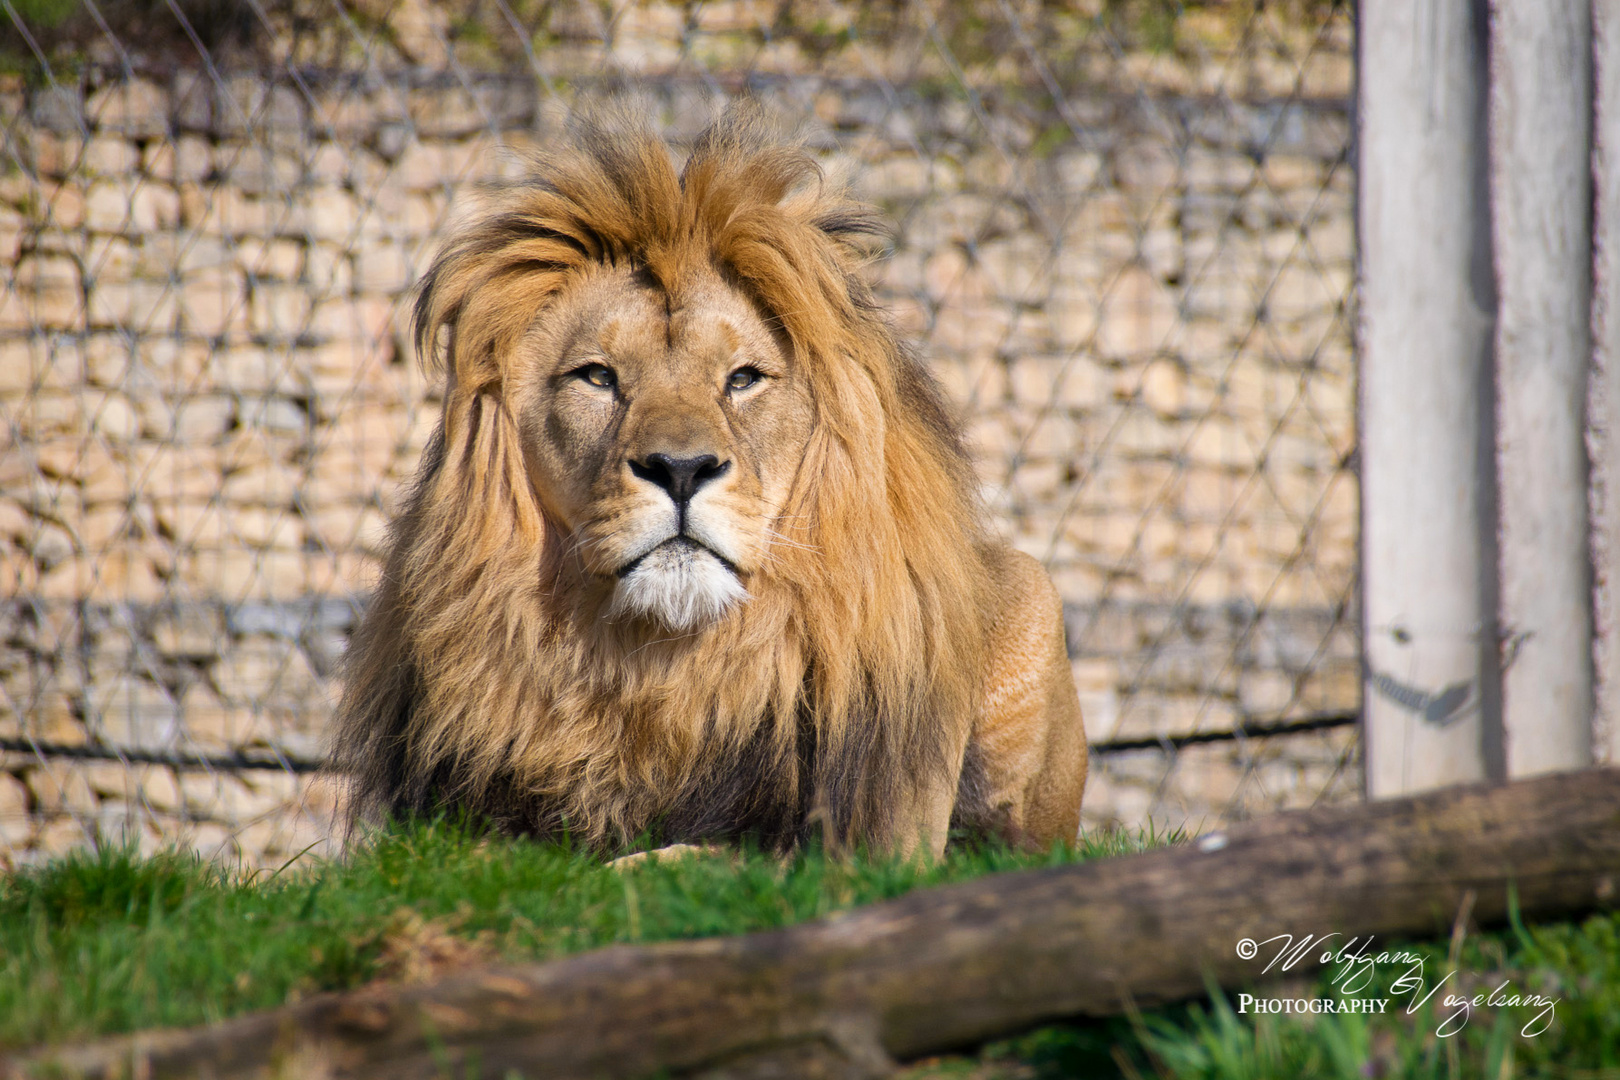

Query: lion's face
left=337, top=115, right=1022, bottom=854
left=507, top=265, right=814, bottom=631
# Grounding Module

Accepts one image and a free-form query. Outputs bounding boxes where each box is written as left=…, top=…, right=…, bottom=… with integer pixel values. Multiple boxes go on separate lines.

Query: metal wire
left=0, top=0, right=1361, bottom=867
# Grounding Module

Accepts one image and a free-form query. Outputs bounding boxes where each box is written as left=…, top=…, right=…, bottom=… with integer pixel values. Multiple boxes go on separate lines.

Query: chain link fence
left=0, top=0, right=1360, bottom=868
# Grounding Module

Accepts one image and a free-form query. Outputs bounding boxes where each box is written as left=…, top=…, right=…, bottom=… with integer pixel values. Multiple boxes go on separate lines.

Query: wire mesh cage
left=0, top=0, right=1359, bottom=867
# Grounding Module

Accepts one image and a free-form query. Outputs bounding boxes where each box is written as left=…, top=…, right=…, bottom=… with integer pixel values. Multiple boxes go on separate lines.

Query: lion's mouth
left=615, top=537, right=738, bottom=580
left=608, top=538, right=748, bottom=631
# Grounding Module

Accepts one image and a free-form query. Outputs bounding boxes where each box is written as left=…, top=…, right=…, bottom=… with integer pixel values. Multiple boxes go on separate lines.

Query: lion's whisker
left=622, top=626, right=707, bottom=659
left=762, top=529, right=820, bottom=554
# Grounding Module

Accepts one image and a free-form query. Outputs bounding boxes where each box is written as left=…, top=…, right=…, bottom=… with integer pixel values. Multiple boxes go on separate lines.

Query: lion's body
left=332, top=108, right=1086, bottom=856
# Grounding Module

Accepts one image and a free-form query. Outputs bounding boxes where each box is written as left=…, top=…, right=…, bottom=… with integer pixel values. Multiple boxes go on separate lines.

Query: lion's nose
left=629, top=453, right=730, bottom=506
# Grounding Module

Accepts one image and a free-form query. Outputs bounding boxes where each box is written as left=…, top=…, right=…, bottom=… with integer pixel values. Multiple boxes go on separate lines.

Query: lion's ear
left=419, top=282, right=542, bottom=401
left=413, top=202, right=591, bottom=394
left=422, top=388, right=546, bottom=560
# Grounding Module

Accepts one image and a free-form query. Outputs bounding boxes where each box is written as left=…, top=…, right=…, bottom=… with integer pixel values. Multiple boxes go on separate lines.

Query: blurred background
left=1, top=0, right=1367, bottom=867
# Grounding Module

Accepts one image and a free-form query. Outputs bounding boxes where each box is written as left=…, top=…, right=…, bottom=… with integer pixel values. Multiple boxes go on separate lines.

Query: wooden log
left=10, top=769, right=1620, bottom=1080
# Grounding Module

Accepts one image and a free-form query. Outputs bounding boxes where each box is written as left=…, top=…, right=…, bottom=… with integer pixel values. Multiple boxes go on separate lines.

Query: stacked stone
left=0, top=1, right=1357, bottom=864
left=853, top=93, right=1359, bottom=830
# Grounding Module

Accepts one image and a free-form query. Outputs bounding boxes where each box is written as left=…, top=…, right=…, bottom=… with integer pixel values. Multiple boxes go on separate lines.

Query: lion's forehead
left=668, top=278, right=773, bottom=350
left=554, top=275, right=664, bottom=362
left=549, top=266, right=781, bottom=377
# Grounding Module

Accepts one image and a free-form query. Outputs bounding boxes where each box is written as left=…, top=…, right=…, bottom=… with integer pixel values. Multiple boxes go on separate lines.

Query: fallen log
left=9, top=768, right=1620, bottom=1080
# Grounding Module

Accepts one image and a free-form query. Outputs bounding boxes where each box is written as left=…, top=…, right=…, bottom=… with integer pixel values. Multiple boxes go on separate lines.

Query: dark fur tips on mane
left=330, top=104, right=995, bottom=854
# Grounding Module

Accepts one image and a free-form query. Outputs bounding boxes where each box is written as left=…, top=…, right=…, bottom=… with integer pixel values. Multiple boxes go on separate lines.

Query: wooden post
left=1489, top=0, right=1595, bottom=777
left=1359, top=0, right=1499, bottom=796
left=1593, top=0, right=1620, bottom=767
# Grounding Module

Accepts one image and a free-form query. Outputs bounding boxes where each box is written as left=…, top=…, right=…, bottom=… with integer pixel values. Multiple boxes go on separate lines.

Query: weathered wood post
left=1359, top=0, right=1499, bottom=795
left=1593, top=0, right=1620, bottom=766
left=1488, top=0, right=1595, bottom=777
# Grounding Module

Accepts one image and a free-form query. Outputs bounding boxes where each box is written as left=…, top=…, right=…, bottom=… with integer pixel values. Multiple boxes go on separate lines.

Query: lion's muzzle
left=609, top=537, right=748, bottom=631
left=603, top=448, right=750, bottom=631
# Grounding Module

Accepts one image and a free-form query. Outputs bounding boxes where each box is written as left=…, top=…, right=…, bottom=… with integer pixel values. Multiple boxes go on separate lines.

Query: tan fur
left=331, top=105, right=1087, bottom=856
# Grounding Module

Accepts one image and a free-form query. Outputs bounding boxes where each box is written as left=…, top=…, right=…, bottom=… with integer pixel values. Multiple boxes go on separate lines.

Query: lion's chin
left=608, top=539, right=748, bottom=632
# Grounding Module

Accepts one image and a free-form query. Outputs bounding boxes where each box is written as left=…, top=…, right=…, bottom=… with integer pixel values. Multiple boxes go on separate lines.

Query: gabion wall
left=0, top=0, right=1359, bottom=866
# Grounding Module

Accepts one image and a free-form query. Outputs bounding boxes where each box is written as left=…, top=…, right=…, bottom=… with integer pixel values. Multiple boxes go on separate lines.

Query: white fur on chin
left=609, top=541, right=748, bottom=631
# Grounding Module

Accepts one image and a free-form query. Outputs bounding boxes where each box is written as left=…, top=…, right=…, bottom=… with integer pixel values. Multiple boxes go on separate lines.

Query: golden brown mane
left=331, top=107, right=994, bottom=851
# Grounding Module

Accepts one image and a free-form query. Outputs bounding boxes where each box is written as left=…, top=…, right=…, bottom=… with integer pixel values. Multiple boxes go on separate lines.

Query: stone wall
left=0, top=0, right=1359, bottom=866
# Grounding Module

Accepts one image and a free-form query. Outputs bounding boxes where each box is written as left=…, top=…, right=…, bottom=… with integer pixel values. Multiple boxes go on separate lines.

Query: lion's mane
left=332, top=108, right=994, bottom=851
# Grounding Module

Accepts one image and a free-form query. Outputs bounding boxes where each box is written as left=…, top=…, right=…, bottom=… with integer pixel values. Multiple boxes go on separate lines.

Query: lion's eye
left=577, top=364, right=616, bottom=390
left=726, top=367, right=763, bottom=393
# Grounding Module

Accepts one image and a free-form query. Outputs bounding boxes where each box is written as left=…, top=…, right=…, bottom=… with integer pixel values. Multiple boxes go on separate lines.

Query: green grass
left=0, top=820, right=1155, bottom=1051
left=3, top=822, right=1616, bottom=1080
left=908, top=905, right=1620, bottom=1079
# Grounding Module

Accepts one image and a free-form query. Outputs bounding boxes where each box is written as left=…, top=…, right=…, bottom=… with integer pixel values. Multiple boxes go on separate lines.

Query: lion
left=331, top=107, right=1087, bottom=858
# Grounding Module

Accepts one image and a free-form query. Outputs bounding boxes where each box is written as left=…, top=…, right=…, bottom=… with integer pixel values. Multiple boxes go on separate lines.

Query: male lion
left=332, top=108, right=1087, bottom=858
